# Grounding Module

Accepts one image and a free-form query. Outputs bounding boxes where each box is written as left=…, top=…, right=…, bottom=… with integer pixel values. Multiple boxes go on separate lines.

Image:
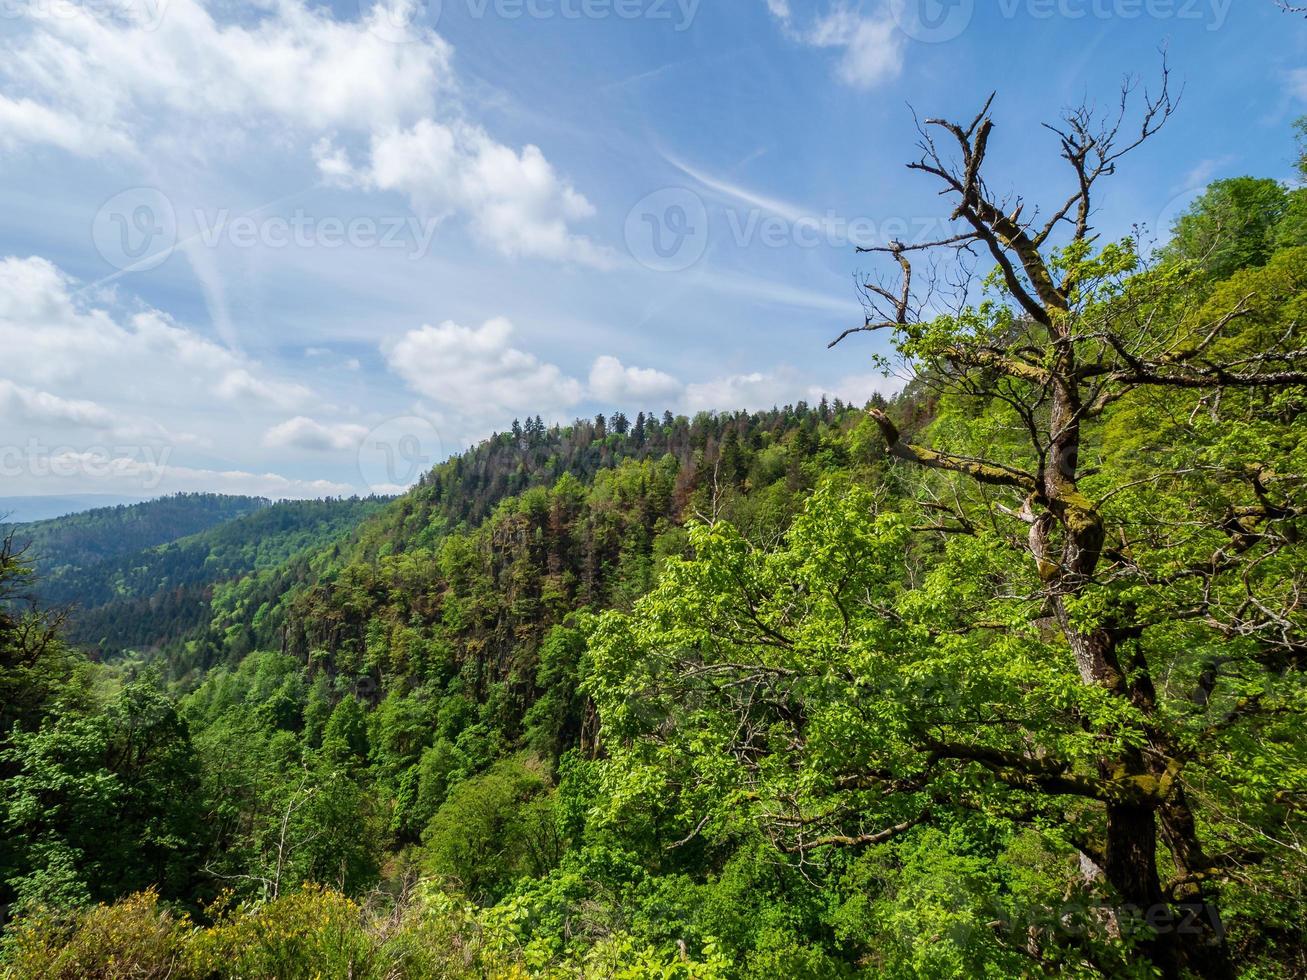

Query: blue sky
left=0, top=0, right=1303, bottom=499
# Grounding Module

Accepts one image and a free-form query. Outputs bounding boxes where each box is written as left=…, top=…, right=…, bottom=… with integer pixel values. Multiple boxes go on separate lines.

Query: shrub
left=0, top=890, right=187, bottom=980
left=186, top=886, right=377, bottom=979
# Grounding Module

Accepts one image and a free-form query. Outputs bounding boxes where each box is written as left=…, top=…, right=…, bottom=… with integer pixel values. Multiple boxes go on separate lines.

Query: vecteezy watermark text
left=988, top=899, right=1226, bottom=943
left=997, top=0, right=1231, bottom=27
left=463, top=0, right=697, bottom=27
left=0, top=442, right=173, bottom=491
left=0, top=0, right=169, bottom=29
left=891, top=0, right=1232, bottom=43
left=723, top=209, right=960, bottom=251
left=93, top=189, right=443, bottom=273
left=623, top=185, right=966, bottom=272
left=191, top=210, right=440, bottom=257
left=359, top=0, right=699, bottom=38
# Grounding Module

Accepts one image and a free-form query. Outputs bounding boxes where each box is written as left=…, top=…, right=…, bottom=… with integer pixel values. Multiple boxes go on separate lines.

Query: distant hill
left=7, top=493, right=389, bottom=659
left=0, top=494, right=149, bottom=523
left=7, top=493, right=271, bottom=585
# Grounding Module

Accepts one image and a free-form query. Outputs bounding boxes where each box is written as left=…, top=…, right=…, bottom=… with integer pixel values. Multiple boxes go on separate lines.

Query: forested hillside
left=180, top=402, right=886, bottom=676
left=6, top=495, right=387, bottom=661
left=10, top=494, right=268, bottom=590
left=1, top=92, right=1305, bottom=980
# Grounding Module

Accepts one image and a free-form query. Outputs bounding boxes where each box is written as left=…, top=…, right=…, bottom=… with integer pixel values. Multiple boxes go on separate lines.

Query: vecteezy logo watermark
left=0, top=442, right=173, bottom=491
left=357, top=0, right=441, bottom=42
left=1145, top=185, right=1206, bottom=250
left=891, top=0, right=975, bottom=42
left=357, top=416, right=444, bottom=494
left=624, top=187, right=710, bottom=273
left=624, top=186, right=967, bottom=271
left=0, top=0, right=170, bottom=30
left=92, top=188, right=178, bottom=273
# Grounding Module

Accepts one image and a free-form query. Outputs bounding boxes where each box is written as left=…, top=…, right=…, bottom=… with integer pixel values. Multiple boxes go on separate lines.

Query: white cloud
left=24, top=450, right=356, bottom=498
left=0, top=0, right=449, bottom=148
left=588, top=356, right=682, bottom=404
left=809, top=8, right=903, bottom=89
left=763, top=1, right=904, bottom=90
left=0, top=380, right=118, bottom=429
left=0, top=258, right=306, bottom=404
left=215, top=369, right=314, bottom=410
left=155, top=464, right=356, bottom=498
left=685, top=368, right=900, bottom=413
left=0, top=95, right=134, bottom=157
left=0, top=0, right=601, bottom=264
left=385, top=317, right=584, bottom=440
left=809, top=372, right=902, bottom=406
left=0, top=255, right=380, bottom=496
left=325, top=120, right=609, bottom=264
left=684, top=372, right=785, bottom=413
left=0, top=255, right=334, bottom=458
left=1180, top=157, right=1232, bottom=190
left=1289, top=68, right=1307, bottom=103
left=381, top=314, right=898, bottom=437
left=263, top=416, right=369, bottom=452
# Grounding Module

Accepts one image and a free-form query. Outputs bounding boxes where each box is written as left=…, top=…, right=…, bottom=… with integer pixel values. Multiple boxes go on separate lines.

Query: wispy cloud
left=761, top=0, right=905, bottom=90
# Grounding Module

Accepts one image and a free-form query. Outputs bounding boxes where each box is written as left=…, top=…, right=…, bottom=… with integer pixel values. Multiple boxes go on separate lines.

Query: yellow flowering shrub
left=1, top=890, right=187, bottom=980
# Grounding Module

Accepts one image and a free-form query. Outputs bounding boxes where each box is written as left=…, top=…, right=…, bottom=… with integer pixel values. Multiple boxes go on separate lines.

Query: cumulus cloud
left=263, top=416, right=369, bottom=452
left=0, top=255, right=377, bottom=496
left=684, top=372, right=787, bottom=413
left=322, top=120, right=609, bottom=264
left=385, top=317, right=585, bottom=440
left=1289, top=68, right=1307, bottom=103
left=684, top=368, right=900, bottom=413
left=150, top=463, right=356, bottom=498
left=0, top=0, right=449, bottom=148
left=0, top=96, right=135, bottom=157
left=807, top=8, right=904, bottom=89
left=0, top=0, right=601, bottom=264
left=588, top=356, right=682, bottom=404
left=381, top=315, right=899, bottom=437
left=0, top=380, right=118, bottom=429
left=0, top=257, right=313, bottom=414
left=14, top=449, right=356, bottom=498
left=214, top=369, right=315, bottom=411
left=813, top=372, right=902, bottom=406
left=0, top=254, right=371, bottom=464
left=763, top=0, right=904, bottom=90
